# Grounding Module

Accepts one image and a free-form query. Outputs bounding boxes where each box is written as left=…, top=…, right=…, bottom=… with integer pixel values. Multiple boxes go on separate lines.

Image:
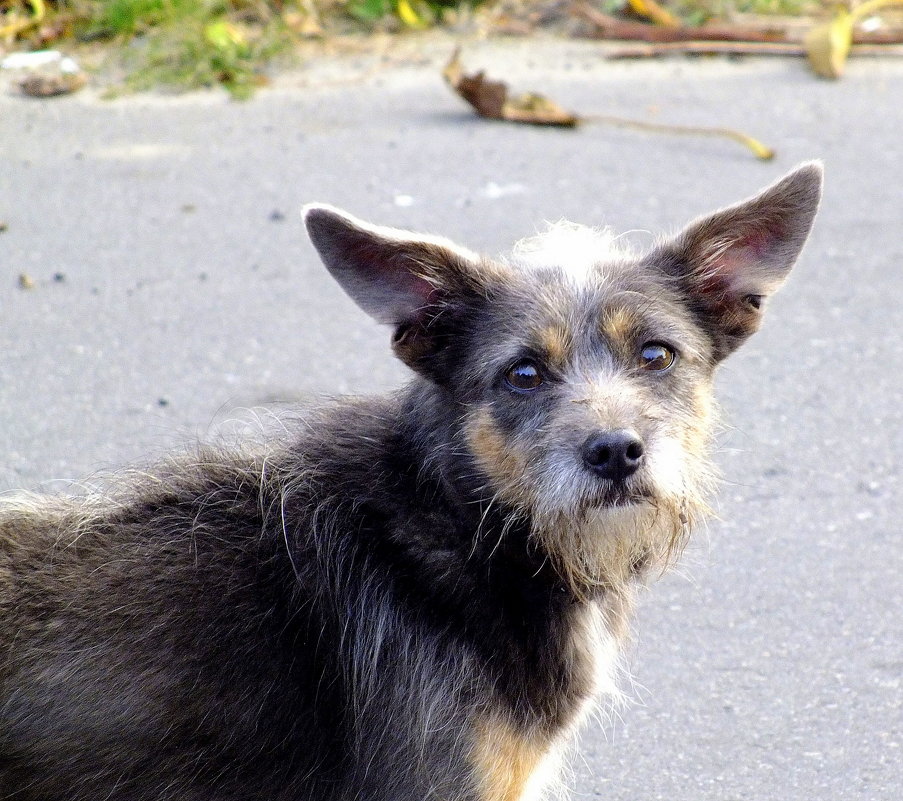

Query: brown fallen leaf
left=443, top=50, right=774, bottom=161
left=805, top=0, right=903, bottom=79
left=443, top=49, right=579, bottom=127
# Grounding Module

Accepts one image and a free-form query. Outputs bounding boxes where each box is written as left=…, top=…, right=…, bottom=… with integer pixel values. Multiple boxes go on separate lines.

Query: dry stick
left=606, top=41, right=903, bottom=58
left=583, top=113, right=775, bottom=160
left=608, top=41, right=806, bottom=58
left=570, top=3, right=903, bottom=46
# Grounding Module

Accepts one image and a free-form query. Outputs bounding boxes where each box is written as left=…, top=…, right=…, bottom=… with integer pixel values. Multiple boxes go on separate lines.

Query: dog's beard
left=524, top=452, right=713, bottom=604
left=530, top=496, right=682, bottom=599
left=463, top=421, right=715, bottom=601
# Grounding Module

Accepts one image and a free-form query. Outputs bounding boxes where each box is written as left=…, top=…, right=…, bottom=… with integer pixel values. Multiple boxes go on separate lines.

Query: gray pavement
left=1, top=39, right=901, bottom=800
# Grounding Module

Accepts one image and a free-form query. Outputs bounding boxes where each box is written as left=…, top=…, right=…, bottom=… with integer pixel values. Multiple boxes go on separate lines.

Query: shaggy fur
left=0, top=165, right=822, bottom=801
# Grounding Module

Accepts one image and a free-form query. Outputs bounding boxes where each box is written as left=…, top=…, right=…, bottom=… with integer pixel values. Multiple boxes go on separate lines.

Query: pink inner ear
left=701, top=220, right=786, bottom=296
left=337, top=235, right=445, bottom=325
left=399, top=269, right=440, bottom=307
left=738, top=226, right=774, bottom=257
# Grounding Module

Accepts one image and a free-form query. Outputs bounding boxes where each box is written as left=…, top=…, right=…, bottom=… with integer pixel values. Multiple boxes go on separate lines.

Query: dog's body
left=0, top=165, right=821, bottom=800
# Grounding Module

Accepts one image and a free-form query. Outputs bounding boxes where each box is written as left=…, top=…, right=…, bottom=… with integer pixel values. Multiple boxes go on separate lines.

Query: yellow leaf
left=204, top=21, right=248, bottom=52
left=804, top=10, right=853, bottom=79
left=0, top=0, right=45, bottom=38
left=397, top=0, right=431, bottom=30
left=627, top=0, right=680, bottom=28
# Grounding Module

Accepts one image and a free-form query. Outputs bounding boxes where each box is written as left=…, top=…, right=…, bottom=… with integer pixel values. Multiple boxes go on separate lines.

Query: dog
left=0, top=164, right=821, bottom=800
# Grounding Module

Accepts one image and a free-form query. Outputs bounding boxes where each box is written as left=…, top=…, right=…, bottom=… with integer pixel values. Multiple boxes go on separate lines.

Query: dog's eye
left=639, top=343, right=676, bottom=372
left=504, top=360, right=543, bottom=392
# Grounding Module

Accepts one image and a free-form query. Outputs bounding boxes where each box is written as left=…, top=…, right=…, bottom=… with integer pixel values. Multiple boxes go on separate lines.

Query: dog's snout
left=581, top=429, right=645, bottom=482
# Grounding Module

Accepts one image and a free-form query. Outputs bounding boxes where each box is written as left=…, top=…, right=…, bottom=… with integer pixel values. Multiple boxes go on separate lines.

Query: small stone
left=19, top=71, right=87, bottom=98
left=18, top=273, right=35, bottom=290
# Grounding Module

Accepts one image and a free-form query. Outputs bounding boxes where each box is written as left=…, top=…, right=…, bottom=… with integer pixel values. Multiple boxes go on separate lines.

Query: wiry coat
left=0, top=165, right=822, bottom=801
left=0, top=397, right=600, bottom=801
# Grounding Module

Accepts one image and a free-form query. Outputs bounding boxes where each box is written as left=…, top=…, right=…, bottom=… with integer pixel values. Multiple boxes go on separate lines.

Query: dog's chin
left=583, top=481, right=656, bottom=512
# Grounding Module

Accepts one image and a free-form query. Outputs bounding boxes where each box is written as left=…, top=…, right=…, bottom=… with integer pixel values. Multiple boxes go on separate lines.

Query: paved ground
left=1, top=38, right=901, bottom=800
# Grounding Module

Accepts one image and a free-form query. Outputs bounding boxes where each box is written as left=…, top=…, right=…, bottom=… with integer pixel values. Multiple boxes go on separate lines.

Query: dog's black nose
left=581, top=429, right=645, bottom=482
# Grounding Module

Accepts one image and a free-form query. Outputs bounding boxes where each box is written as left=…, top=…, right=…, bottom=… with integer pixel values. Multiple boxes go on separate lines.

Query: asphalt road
left=1, top=39, right=901, bottom=801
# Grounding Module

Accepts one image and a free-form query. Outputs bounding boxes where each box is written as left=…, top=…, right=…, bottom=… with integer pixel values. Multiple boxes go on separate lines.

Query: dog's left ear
left=303, top=204, right=482, bottom=374
left=653, top=162, right=823, bottom=361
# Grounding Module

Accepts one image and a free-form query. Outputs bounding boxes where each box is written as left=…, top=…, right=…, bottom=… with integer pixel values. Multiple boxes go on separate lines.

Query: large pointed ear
left=652, top=162, right=823, bottom=361
left=303, top=204, right=481, bottom=372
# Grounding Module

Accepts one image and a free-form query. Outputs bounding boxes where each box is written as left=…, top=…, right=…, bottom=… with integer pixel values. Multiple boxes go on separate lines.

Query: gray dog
left=0, top=164, right=822, bottom=800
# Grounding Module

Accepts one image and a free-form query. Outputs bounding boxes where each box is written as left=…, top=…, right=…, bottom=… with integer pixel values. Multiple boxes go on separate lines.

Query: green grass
left=76, top=1, right=296, bottom=97
left=89, top=0, right=176, bottom=37
left=2, top=1, right=823, bottom=97
left=116, top=6, right=293, bottom=98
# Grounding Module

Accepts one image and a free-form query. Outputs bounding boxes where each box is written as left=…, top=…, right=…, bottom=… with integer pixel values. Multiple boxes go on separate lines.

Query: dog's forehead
left=502, top=222, right=634, bottom=287
left=473, top=226, right=705, bottom=365
left=492, top=223, right=662, bottom=322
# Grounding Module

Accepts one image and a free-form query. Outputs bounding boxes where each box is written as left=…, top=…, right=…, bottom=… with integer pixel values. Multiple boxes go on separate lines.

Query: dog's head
left=304, top=164, right=822, bottom=595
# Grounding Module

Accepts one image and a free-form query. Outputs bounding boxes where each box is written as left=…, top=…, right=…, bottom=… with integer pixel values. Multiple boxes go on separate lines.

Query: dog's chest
left=471, top=602, right=618, bottom=801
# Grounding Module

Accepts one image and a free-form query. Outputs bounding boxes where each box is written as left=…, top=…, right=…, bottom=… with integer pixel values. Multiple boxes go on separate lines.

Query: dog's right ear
left=303, top=204, right=481, bottom=372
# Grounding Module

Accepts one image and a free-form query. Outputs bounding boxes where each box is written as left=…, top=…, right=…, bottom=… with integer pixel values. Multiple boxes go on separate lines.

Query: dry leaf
left=397, top=0, right=432, bottom=30
left=204, top=20, right=248, bottom=52
left=626, top=0, right=680, bottom=28
left=443, top=50, right=772, bottom=159
left=443, top=50, right=579, bottom=127
left=805, top=0, right=903, bottom=79
left=805, top=9, right=854, bottom=78
left=284, top=11, right=323, bottom=38
left=0, top=0, right=45, bottom=39
left=502, top=92, right=581, bottom=127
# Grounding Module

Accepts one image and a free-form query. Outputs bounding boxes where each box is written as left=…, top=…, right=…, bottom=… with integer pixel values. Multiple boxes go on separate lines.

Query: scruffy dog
left=0, top=164, right=821, bottom=800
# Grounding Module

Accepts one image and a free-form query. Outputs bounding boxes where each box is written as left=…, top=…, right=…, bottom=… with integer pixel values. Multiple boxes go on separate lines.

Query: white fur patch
left=525, top=602, right=623, bottom=801
left=643, top=434, right=688, bottom=500
left=505, top=222, right=635, bottom=288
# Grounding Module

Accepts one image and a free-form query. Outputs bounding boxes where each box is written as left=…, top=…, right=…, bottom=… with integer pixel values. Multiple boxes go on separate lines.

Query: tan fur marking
left=473, top=718, right=547, bottom=801
left=600, top=306, right=637, bottom=347
left=465, top=408, right=529, bottom=501
left=537, top=325, right=571, bottom=368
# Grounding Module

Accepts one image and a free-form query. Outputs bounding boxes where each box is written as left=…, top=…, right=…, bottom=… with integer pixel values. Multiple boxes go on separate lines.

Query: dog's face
left=305, top=164, right=822, bottom=595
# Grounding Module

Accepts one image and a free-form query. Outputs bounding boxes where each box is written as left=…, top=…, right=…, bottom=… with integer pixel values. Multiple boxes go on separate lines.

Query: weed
left=2, top=1, right=827, bottom=96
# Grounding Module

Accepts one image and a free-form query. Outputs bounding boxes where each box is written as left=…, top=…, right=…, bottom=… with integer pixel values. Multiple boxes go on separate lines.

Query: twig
left=607, top=40, right=903, bottom=58
left=607, top=41, right=806, bottom=57
left=584, top=114, right=774, bottom=161
left=571, top=3, right=903, bottom=46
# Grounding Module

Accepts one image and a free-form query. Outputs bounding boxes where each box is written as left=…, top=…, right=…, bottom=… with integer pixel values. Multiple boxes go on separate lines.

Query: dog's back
left=1, top=438, right=318, bottom=798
